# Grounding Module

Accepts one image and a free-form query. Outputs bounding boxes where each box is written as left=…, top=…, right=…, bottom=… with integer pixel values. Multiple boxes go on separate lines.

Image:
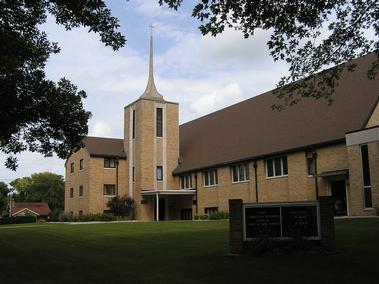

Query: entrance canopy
left=316, top=169, right=349, bottom=179
left=141, top=189, right=196, bottom=196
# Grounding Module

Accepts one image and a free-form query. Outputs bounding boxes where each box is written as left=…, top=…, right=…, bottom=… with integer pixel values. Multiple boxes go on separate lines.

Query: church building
left=64, top=34, right=379, bottom=220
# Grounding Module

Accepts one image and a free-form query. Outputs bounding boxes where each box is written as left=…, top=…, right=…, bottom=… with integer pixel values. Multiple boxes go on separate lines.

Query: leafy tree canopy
left=160, top=0, right=379, bottom=109
left=0, top=0, right=125, bottom=170
left=10, top=172, right=64, bottom=211
left=0, top=182, right=10, bottom=214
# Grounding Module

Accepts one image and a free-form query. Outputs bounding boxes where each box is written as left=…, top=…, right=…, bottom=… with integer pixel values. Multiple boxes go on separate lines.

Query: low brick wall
left=229, top=197, right=335, bottom=255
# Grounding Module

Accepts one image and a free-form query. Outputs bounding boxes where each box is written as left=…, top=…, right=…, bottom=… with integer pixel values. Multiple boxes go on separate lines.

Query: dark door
left=330, top=180, right=347, bottom=216
left=154, top=197, right=166, bottom=221
left=181, top=209, right=192, bottom=220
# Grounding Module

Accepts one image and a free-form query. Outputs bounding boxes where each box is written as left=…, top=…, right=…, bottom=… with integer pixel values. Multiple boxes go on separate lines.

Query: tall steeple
left=140, top=24, right=164, bottom=100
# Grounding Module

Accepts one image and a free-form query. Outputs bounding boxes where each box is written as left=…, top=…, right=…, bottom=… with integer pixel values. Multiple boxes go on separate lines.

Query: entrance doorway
left=154, top=197, right=166, bottom=221
left=330, top=180, right=347, bottom=216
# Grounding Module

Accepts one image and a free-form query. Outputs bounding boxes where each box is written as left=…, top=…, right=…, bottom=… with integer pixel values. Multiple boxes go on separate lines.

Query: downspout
left=313, top=152, right=319, bottom=200
left=254, top=161, right=259, bottom=203
left=116, top=157, right=119, bottom=197
left=194, top=173, right=198, bottom=214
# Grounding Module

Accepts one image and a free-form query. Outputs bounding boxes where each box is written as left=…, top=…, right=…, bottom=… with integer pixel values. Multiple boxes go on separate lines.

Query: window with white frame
left=360, top=144, right=372, bottom=208
left=232, top=163, right=249, bottom=182
left=103, top=184, right=116, bottom=196
left=180, top=174, right=192, bottom=189
left=265, top=156, right=288, bottom=178
left=203, top=169, right=218, bottom=187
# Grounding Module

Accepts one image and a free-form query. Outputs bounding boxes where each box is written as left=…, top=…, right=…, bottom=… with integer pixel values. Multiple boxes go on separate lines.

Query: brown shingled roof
left=174, top=53, right=379, bottom=174
left=83, top=136, right=126, bottom=158
left=12, top=202, right=51, bottom=216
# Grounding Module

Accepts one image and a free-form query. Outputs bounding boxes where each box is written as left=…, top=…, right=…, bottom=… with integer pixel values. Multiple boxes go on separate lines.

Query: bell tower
left=124, top=27, right=179, bottom=220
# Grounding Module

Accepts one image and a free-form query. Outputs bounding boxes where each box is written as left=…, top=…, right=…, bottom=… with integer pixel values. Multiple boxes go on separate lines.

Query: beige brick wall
left=65, top=149, right=128, bottom=215
left=366, top=101, right=379, bottom=128
left=193, top=143, right=351, bottom=216
left=64, top=148, right=90, bottom=215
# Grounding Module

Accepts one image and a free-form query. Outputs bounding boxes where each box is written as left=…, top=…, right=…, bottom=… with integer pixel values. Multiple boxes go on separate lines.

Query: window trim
left=69, top=187, right=74, bottom=199
left=265, top=156, right=288, bottom=179
left=180, top=174, right=192, bottom=189
left=203, top=169, right=218, bottom=187
left=79, top=159, right=84, bottom=171
left=231, top=163, right=249, bottom=183
left=70, top=162, right=74, bottom=174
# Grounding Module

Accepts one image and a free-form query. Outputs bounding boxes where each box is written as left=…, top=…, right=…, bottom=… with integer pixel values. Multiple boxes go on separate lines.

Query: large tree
left=0, top=0, right=125, bottom=170
left=160, top=0, right=379, bottom=108
left=10, top=172, right=64, bottom=211
left=0, top=182, right=10, bottom=215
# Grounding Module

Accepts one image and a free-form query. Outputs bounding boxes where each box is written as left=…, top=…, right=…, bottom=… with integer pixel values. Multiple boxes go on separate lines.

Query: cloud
left=90, top=121, right=113, bottom=137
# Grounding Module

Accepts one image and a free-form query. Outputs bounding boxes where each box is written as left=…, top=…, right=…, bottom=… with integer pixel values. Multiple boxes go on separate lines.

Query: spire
left=140, top=24, right=164, bottom=100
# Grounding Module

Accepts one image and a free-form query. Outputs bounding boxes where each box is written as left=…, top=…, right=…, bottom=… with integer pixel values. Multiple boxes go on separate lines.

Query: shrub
left=107, top=195, right=135, bottom=219
left=50, top=208, right=63, bottom=221
left=245, top=237, right=272, bottom=257
left=193, top=214, right=208, bottom=220
left=0, top=215, right=36, bottom=225
left=208, top=211, right=229, bottom=220
left=57, top=212, right=117, bottom=222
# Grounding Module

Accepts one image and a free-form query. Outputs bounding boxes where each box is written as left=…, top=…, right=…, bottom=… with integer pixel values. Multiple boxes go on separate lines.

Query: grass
left=0, top=219, right=378, bottom=283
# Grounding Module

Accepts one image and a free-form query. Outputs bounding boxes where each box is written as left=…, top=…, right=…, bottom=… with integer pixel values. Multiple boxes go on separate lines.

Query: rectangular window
left=232, top=163, right=249, bottom=182
left=180, top=174, right=192, bottom=189
left=70, top=162, right=74, bottom=173
left=103, top=184, right=116, bottom=196
left=80, top=159, right=84, bottom=170
left=360, top=145, right=372, bottom=208
left=79, top=210, right=83, bottom=216
left=69, top=188, right=74, bottom=198
left=156, top=166, right=163, bottom=181
left=203, top=169, right=218, bottom=187
left=132, top=167, right=135, bottom=182
left=132, top=110, right=136, bottom=139
left=104, top=157, right=116, bottom=168
left=265, top=156, right=288, bottom=178
left=205, top=207, right=218, bottom=215
left=156, top=108, right=163, bottom=137
left=79, top=185, right=83, bottom=197
left=306, top=152, right=315, bottom=176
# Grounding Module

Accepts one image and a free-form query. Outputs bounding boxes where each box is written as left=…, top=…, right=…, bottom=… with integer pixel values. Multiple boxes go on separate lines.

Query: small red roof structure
left=11, top=202, right=51, bottom=217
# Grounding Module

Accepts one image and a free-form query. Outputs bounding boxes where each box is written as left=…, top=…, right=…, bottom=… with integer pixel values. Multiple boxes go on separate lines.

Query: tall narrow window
left=156, top=108, right=163, bottom=137
left=156, top=166, right=163, bottom=181
left=79, top=185, right=84, bottom=197
left=132, top=167, right=135, bottom=182
left=132, top=110, right=136, bottom=139
left=360, top=145, right=372, bottom=208
left=69, top=188, right=74, bottom=198
left=79, top=159, right=84, bottom=170
left=306, top=152, right=315, bottom=176
left=70, top=162, right=74, bottom=173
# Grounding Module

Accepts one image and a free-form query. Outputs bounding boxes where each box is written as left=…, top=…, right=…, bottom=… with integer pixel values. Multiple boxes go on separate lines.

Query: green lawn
left=0, top=219, right=378, bottom=283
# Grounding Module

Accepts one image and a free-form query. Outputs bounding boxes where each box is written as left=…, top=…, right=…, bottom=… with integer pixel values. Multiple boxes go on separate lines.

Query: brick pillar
left=319, top=196, right=336, bottom=251
left=229, top=199, right=243, bottom=255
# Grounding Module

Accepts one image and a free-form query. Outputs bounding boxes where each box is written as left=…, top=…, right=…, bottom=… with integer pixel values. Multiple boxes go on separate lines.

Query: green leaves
left=161, top=0, right=379, bottom=108
left=0, top=0, right=125, bottom=170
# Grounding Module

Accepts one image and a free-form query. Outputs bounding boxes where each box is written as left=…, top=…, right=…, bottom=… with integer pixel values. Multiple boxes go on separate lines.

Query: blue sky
left=0, top=0, right=290, bottom=183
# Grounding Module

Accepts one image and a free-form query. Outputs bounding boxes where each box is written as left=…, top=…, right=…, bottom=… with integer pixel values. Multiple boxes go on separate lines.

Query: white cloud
left=90, top=121, right=113, bottom=137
